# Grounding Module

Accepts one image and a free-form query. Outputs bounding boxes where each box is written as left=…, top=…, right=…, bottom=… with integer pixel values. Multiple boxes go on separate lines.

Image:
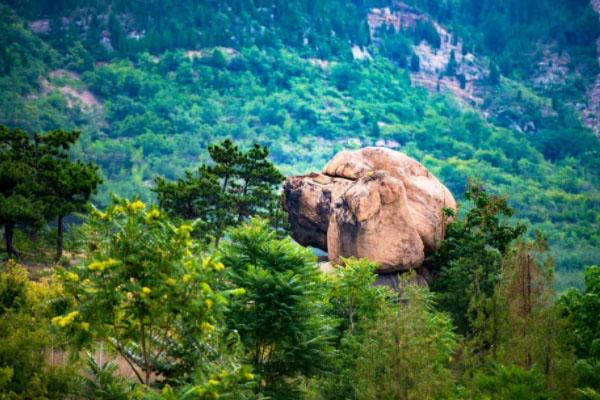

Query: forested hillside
left=0, top=0, right=599, bottom=281
left=2, top=1, right=600, bottom=399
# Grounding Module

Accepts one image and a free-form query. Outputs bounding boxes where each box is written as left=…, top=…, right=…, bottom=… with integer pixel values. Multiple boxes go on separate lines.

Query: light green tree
left=220, top=218, right=332, bottom=399
left=352, top=277, right=457, bottom=400
left=317, top=258, right=393, bottom=400
left=55, top=198, right=243, bottom=386
left=471, top=364, right=551, bottom=400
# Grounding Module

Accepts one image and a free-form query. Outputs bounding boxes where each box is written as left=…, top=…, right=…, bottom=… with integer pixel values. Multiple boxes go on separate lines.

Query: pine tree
left=0, top=126, right=43, bottom=258
left=446, top=49, right=457, bottom=76
left=236, top=143, right=284, bottom=222
left=34, top=130, right=101, bottom=260
left=489, top=60, right=501, bottom=85
left=44, top=162, right=101, bottom=260
left=221, top=218, right=332, bottom=398
left=108, top=13, right=127, bottom=54
left=154, top=140, right=284, bottom=244
left=410, top=52, right=420, bottom=72
left=0, top=126, right=100, bottom=259
left=85, top=13, right=105, bottom=59
left=457, top=73, right=466, bottom=89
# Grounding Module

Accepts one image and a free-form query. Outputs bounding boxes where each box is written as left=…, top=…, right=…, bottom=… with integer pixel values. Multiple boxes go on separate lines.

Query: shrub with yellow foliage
left=55, top=198, right=248, bottom=388
left=0, top=261, right=80, bottom=399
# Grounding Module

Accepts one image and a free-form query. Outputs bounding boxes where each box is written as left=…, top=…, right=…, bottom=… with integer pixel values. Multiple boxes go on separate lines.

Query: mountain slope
left=0, top=1, right=598, bottom=286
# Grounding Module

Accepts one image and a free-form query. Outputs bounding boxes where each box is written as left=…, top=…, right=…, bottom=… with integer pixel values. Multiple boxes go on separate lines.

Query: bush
left=56, top=198, right=236, bottom=385
left=221, top=218, right=333, bottom=398
left=0, top=261, right=81, bottom=399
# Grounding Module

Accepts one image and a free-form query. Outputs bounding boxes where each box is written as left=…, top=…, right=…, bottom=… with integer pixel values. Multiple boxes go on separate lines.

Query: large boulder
left=282, top=147, right=456, bottom=273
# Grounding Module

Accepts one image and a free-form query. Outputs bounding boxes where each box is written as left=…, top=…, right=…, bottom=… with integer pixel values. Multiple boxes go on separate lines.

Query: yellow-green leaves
left=146, top=208, right=161, bottom=221
left=51, top=310, right=80, bottom=327
left=87, top=258, right=118, bottom=271
left=55, top=197, right=239, bottom=386
left=128, top=199, right=146, bottom=213
left=64, top=271, right=79, bottom=282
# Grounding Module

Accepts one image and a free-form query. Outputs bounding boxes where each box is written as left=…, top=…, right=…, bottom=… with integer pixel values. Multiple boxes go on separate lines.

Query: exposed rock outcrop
left=367, top=3, right=487, bottom=108
left=584, top=0, right=600, bottom=136
left=282, top=173, right=353, bottom=250
left=282, top=147, right=456, bottom=273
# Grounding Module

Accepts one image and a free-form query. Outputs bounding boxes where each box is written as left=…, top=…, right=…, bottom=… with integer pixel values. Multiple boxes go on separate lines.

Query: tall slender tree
left=34, top=130, right=101, bottom=260
left=0, top=127, right=43, bottom=258
left=42, top=158, right=101, bottom=260
left=493, top=234, right=575, bottom=396
left=0, top=126, right=100, bottom=259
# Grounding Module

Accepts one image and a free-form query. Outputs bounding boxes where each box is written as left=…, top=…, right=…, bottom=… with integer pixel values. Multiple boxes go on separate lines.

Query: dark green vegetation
left=1, top=167, right=599, bottom=398
left=221, top=219, right=330, bottom=398
left=559, top=266, right=600, bottom=394
left=0, top=0, right=599, bottom=396
left=0, top=125, right=100, bottom=260
left=154, top=139, right=285, bottom=244
left=429, top=181, right=527, bottom=333
left=0, top=0, right=598, bottom=283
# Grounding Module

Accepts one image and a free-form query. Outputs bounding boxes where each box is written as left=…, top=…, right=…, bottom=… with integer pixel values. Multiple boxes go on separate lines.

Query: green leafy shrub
left=221, top=218, right=333, bottom=399
left=56, top=198, right=237, bottom=385
left=471, top=364, right=551, bottom=400
left=0, top=261, right=81, bottom=399
left=352, top=277, right=457, bottom=400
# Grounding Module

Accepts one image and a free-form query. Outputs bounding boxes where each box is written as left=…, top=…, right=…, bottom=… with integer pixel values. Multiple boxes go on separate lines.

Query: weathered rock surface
left=282, top=147, right=456, bottom=273
left=282, top=173, right=353, bottom=250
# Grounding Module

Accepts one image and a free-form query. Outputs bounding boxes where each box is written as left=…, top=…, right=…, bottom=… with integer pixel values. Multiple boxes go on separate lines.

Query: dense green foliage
left=429, top=181, right=526, bottom=333
left=221, top=218, right=331, bottom=398
left=0, top=0, right=599, bottom=278
left=1, top=0, right=600, bottom=396
left=0, top=125, right=100, bottom=259
left=352, top=281, right=458, bottom=399
left=430, top=185, right=576, bottom=395
left=316, top=258, right=392, bottom=399
left=470, top=364, right=553, bottom=400
left=0, top=174, right=598, bottom=399
left=154, top=140, right=285, bottom=244
left=559, top=265, right=600, bottom=395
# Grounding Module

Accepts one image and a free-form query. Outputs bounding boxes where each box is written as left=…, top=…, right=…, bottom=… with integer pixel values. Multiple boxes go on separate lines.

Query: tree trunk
left=140, top=319, right=150, bottom=384
left=237, top=179, right=249, bottom=222
left=221, top=175, right=229, bottom=193
left=5, top=223, right=18, bottom=259
left=55, top=215, right=64, bottom=261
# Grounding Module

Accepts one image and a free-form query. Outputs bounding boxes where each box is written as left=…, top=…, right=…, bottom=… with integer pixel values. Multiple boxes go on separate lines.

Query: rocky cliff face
left=584, top=0, right=600, bottom=136
left=282, top=147, right=456, bottom=273
left=366, top=2, right=600, bottom=136
left=367, top=3, right=487, bottom=109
